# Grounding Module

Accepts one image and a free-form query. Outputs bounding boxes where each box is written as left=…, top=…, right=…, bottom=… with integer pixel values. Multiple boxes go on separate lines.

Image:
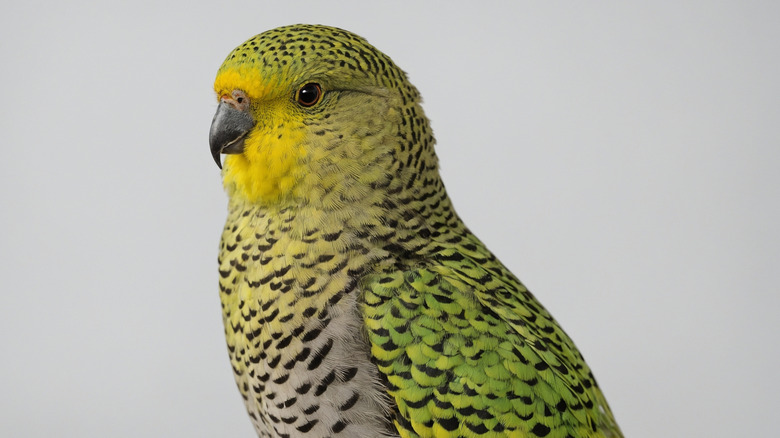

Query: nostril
left=230, top=90, right=250, bottom=111
left=219, top=90, right=250, bottom=110
left=220, top=97, right=244, bottom=111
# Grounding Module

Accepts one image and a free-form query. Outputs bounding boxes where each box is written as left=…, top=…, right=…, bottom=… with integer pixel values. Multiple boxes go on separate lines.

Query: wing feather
left=362, top=244, right=622, bottom=438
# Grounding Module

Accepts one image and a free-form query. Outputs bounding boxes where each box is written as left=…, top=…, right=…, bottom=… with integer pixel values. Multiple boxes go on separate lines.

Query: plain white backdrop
left=1, top=1, right=778, bottom=437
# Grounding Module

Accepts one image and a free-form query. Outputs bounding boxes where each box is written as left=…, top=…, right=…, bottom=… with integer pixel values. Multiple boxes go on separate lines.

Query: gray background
left=2, top=1, right=778, bottom=437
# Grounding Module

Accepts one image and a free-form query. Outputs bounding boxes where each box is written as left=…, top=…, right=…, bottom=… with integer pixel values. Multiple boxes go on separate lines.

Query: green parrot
left=209, top=24, right=622, bottom=438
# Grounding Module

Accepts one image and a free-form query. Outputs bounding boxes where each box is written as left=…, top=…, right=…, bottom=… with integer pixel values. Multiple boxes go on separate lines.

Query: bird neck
left=224, top=159, right=462, bottom=268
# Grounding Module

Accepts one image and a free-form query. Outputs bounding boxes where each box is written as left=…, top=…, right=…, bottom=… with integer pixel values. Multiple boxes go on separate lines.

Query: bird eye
left=296, top=83, right=322, bottom=107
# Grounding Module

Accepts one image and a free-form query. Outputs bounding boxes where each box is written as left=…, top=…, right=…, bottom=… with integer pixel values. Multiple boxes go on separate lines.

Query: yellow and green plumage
left=210, top=24, right=622, bottom=438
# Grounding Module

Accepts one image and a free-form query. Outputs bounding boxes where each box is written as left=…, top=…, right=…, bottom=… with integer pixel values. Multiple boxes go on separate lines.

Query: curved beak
left=209, top=101, right=255, bottom=169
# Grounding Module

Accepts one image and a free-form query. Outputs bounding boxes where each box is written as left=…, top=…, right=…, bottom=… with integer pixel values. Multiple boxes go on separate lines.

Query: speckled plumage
left=211, top=24, right=622, bottom=438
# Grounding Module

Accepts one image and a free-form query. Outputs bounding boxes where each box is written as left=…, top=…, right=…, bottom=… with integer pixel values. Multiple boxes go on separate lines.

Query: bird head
left=210, top=24, right=437, bottom=206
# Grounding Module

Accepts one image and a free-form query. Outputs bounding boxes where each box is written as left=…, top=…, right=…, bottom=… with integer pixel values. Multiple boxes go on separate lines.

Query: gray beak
left=209, top=101, right=255, bottom=169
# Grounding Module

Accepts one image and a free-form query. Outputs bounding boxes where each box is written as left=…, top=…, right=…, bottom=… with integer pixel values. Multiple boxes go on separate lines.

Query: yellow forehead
left=214, top=67, right=282, bottom=100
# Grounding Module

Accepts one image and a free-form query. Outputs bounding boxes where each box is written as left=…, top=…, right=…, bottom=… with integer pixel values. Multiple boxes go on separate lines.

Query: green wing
left=361, top=242, right=622, bottom=438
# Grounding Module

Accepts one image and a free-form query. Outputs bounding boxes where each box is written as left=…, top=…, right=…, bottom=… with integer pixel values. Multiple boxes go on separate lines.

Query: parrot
left=209, top=24, right=622, bottom=438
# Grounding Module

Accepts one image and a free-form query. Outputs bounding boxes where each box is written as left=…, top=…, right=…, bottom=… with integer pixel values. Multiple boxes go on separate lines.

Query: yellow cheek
left=214, top=67, right=308, bottom=203
left=222, top=116, right=308, bottom=203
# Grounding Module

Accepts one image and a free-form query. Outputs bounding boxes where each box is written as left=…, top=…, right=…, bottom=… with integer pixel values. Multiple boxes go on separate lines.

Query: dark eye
left=296, top=83, right=322, bottom=107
